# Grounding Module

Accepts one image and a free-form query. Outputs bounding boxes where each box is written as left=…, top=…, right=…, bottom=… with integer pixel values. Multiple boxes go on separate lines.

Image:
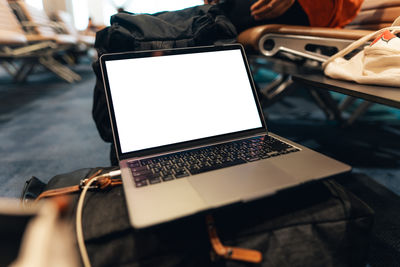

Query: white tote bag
left=323, top=17, right=400, bottom=87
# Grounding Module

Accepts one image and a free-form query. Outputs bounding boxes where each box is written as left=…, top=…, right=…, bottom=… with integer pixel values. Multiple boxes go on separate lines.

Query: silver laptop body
left=100, top=44, right=351, bottom=229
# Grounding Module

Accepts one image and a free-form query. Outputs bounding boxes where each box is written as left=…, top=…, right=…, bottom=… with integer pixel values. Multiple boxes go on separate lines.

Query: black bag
left=92, top=5, right=237, bottom=155
left=23, top=169, right=374, bottom=267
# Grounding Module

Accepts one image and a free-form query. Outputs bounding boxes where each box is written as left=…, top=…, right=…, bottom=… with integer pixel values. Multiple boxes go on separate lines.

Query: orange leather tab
left=225, top=246, right=263, bottom=263
left=206, top=215, right=262, bottom=264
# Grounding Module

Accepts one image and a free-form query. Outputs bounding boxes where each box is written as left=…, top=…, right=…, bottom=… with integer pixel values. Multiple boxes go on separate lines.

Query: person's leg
left=219, top=0, right=309, bottom=33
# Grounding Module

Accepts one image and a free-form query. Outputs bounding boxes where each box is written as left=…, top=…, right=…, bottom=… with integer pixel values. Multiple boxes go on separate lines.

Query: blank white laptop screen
left=105, top=49, right=263, bottom=154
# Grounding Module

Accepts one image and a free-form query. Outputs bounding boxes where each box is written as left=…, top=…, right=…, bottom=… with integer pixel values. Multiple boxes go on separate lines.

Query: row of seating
left=239, top=0, right=400, bottom=125
left=0, top=0, right=95, bottom=83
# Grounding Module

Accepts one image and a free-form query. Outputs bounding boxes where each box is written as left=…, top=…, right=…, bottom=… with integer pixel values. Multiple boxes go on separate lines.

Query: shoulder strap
left=35, top=169, right=122, bottom=202
left=322, top=16, right=400, bottom=69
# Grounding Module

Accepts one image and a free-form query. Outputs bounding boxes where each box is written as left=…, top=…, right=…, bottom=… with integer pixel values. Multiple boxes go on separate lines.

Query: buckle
left=79, top=179, right=99, bottom=190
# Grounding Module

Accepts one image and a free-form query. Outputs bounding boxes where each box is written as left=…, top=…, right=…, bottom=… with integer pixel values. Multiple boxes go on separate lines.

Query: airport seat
left=51, top=10, right=95, bottom=47
left=238, top=0, right=400, bottom=124
left=6, top=0, right=81, bottom=82
left=0, top=0, right=58, bottom=80
left=9, top=0, right=77, bottom=47
left=50, top=10, right=96, bottom=62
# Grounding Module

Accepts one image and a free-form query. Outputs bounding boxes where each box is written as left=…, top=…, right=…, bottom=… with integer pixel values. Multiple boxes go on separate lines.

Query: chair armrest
left=238, top=24, right=372, bottom=51
left=0, top=30, right=27, bottom=45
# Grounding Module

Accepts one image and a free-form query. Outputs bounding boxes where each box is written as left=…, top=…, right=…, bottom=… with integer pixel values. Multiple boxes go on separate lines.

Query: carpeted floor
left=0, top=63, right=109, bottom=198
left=0, top=59, right=399, bottom=266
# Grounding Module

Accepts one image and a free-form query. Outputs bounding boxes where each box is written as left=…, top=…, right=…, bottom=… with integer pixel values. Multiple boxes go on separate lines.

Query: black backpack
left=21, top=169, right=374, bottom=267
left=92, top=5, right=237, bottom=158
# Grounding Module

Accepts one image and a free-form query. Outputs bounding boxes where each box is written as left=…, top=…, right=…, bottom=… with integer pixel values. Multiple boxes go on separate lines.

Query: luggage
left=23, top=169, right=374, bottom=267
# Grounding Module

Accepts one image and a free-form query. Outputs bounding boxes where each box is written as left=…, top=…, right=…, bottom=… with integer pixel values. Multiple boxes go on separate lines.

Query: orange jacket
left=297, top=0, right=364, bottom=28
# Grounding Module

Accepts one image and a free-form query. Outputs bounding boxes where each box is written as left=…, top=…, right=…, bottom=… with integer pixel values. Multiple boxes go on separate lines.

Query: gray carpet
left=0, top=63, right=109, bottom=198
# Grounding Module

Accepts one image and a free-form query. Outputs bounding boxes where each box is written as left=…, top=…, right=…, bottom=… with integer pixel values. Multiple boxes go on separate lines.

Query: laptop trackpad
left=188, top=161, right=298, bottom=206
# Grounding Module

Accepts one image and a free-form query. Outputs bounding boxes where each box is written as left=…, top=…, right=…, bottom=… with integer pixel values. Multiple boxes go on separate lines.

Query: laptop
left=99, top=44, right=351, bottom=229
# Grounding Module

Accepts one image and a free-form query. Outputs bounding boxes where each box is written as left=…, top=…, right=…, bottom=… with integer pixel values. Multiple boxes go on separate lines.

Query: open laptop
left=100, top=44, right=351, bottom=229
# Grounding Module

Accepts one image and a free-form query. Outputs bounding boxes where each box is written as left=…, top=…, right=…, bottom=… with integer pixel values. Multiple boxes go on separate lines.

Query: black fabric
left=92, top=5, right=237, bottom=148
left=21, top=176, right=46, bottom=202
left=29, top=168, right=374, bottom=267
left=336, top=173, right=400, bottom=266
left=218, top=0, right=310, bottom=33
left=0, top=214, right=33, bottom=266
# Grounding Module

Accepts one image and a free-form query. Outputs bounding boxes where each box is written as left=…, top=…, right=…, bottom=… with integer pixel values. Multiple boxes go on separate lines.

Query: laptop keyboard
left=128, top=135, right=300, bottom=188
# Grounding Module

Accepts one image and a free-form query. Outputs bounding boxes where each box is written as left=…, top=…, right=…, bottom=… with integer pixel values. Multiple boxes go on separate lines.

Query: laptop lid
left=100, top=44, right=267, bottom=161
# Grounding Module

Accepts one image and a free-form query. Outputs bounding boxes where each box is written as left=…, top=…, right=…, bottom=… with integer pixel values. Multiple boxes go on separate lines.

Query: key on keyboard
left=128, top=135, right=299, bottom=187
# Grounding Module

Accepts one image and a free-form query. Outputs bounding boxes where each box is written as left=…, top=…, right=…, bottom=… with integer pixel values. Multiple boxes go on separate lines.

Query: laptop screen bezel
left=100, top=44, right=268, bottom=161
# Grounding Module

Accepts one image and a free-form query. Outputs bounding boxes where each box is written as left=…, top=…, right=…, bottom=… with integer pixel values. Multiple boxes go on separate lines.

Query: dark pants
left=219, top=0, right=309, bottom=33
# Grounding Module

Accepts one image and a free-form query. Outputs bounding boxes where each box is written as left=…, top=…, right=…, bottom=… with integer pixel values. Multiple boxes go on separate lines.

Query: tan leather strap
left=206, top=215, right=262, bottom=264
left=35, top=185, right=81, bottom=202
left=35, top=169, right=122, bottom=202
